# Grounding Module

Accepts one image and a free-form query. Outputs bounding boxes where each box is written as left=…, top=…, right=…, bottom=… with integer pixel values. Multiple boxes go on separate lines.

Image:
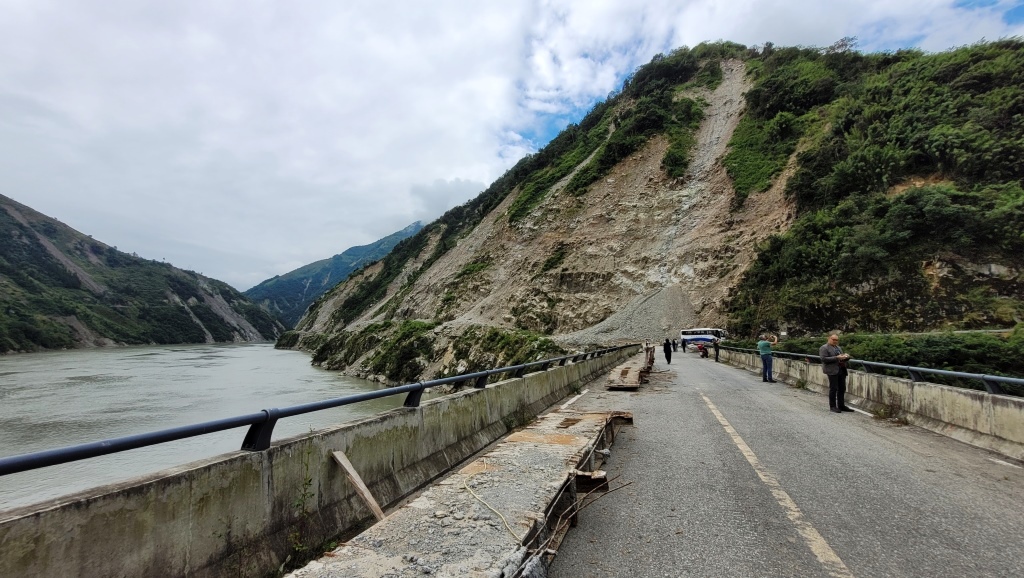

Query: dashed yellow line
left=699, top=392, right=855, bottom=578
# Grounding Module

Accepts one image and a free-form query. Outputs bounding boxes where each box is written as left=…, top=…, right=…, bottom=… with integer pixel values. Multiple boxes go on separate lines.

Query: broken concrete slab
left=284, top=410, right=632, bottom=578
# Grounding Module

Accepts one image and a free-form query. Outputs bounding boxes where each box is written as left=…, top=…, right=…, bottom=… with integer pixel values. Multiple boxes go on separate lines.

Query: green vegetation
left=243, top=222, right=422, bottom=327
left=692, top=59, right=724, bottom=89
left=723, top=43, right=851, bottom=204
left=308, top=321, right=393, bottom=368
left=455, top=257, right=492, bottom=280
left=566, top=49, right=706, bottom=193
left=318, top=45, right=737, bottom=329
left=539, top=243, right=568, bottom=273
left=506, top=107, right=614, bottom=222
left=293, top=38, right=1024, bottom=388
left=276, top=330, right=301, bottom=349
left=301, top=320, right=436, bottom=384
left=366, top=320, right=437, bottom=383
left=723, top=110, right=808, bottom=203
left=436, top=325, right=565, bottom=382
left=735, top=328, right=1024, bottom=396
left=725, top=38, right=1024, bottom=340
left=0, top=196, right=284, bottom=352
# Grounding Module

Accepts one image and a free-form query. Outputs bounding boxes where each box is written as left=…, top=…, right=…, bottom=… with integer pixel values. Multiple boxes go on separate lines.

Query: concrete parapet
left=721, top=349, right=1024, bottom=461
left=283, top=410, right=632, bottom=577
left=0, top=347, right=638, bottom=578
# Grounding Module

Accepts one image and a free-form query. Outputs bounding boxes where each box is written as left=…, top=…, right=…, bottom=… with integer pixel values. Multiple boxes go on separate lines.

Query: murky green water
left=0, top=343, right=403, bottom=511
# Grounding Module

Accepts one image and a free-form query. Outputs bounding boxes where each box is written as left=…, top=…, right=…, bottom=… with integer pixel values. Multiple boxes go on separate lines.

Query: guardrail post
left=241, top=408, right=282, bottom=451
left=558, top=357, right=568, bottom=366
left=541, top=361, right=551, bottom=371
left=404, top=383, right=425, bottom=407
left=514, top=366, right=526, bottom=378
left=907, top=368, right=925, bottom=382
left=474, top=374, right=488, bottom=388
left=981, top=377, right=1005, bottom=395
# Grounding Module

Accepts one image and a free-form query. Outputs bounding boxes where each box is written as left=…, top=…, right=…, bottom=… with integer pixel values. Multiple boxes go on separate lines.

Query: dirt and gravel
left=300, top=59, right=799, bottom=379
left=283, top=411, right=618, bottom=578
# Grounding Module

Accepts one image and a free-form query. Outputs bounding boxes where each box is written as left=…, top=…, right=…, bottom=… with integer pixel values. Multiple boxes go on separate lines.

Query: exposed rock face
left=0, top=193, right=285, bottom=351
left=291, top=60, right=799, bottom=382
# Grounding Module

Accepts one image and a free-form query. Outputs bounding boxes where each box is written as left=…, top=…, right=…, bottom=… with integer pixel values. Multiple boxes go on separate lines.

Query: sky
left=1, top=1, right=1022, bottom=291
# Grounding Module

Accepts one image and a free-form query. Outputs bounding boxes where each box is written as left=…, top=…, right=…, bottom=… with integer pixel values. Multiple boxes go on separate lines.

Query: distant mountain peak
left=243, top=222, right=424, bottom=327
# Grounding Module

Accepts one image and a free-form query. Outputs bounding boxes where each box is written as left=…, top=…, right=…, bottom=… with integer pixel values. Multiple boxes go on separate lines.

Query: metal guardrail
left=722, top=346, right=1024, bottom=396
left=0, top=344, right=639, bottom=477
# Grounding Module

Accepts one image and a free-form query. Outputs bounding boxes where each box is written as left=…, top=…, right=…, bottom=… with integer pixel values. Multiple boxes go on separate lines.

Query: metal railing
left=723, top=346, right=1024, bottom=396
left=0, top=344, right=639, bottom=477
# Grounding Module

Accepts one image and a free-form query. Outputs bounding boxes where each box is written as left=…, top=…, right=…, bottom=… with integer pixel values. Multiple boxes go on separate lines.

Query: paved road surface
left=548, top=351, right=1024, bottom=577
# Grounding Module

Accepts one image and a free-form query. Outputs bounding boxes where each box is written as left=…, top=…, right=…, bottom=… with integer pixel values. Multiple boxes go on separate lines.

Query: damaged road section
left=286, top=410, right=632, bottom=578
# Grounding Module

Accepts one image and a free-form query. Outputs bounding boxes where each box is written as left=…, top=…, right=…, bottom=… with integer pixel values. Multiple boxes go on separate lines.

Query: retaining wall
left=0, top=347, right=637, bottom=578
left=722, top=349, right=1024, bottom=461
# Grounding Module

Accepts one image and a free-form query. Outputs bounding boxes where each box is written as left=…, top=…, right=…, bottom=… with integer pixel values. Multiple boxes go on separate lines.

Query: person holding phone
left=819, top=333, right=853, bottom=413
left=756, top=333, right=778, bottom=382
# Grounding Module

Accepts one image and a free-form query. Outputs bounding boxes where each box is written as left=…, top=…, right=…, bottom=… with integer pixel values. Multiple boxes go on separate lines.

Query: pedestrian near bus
left=712, top=338, right=720, bottom=362
left=819, top=333, right=853, bottom=413
left=757, top=334, right=777, bottom=382
left=672, top=338, right=678, bottom=352
left=663, top=338, right=673, bottom=364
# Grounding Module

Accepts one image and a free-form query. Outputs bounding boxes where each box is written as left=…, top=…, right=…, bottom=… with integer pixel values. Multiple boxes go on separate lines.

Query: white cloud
left=0, top=0, right=1020, bottom=290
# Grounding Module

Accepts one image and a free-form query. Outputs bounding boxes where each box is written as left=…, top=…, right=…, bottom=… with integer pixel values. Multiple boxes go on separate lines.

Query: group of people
left=655, top=329, right=852, bottom=413
left=661, top=337, right=720, bottom=363
left=756, top=332, right=853, bottom=413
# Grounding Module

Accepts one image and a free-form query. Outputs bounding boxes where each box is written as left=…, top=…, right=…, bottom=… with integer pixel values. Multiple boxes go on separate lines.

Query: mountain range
left=243, top=222, right=423, bottom=328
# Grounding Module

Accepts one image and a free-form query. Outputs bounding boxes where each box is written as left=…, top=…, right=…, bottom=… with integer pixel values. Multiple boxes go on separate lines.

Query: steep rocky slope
left=285, top=39, right=1024, bottom=385
left=0, top=194, right=285, bottom=352
left=285, top=58, right=794, bottom=382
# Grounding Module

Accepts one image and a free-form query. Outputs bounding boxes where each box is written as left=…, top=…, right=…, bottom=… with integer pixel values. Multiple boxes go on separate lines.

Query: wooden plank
left=331, top=450, right=385, bottom=521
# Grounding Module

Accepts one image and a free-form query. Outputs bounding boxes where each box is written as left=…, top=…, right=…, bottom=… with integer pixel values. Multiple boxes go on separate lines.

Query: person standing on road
left=672, top=338, right=678, bottom=352
left=819, top=333, right=852, bottom=413
left=757, top=334, right=778, bottom=382
left=681, top=338, right=687, bottom=352
left=663, top=338, right=672, bottom=364
left=713, top=338, right=720, bottom=362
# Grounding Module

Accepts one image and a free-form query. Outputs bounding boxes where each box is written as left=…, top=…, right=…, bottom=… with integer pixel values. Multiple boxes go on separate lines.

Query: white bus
left=679, top=328, right=728, bottom=344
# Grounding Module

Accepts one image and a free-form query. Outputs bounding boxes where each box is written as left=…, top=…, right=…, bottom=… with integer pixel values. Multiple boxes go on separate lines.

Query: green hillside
left=243, top=221, right=423, bottom=327
left=0, top=194, right=285, bottom=352
left=722, top=38, right=1024, bottom=338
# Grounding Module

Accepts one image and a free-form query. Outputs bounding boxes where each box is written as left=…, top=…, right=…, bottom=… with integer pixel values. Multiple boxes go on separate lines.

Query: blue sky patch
left=953, top=0, right=1000, bottom=9
left=522, top=112, right=582, bottom=150
left=1004, top=3, right=1024, bottom=24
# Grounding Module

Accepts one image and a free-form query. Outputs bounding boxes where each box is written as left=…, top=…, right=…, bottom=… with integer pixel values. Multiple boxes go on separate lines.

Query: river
left=0, top=343, right=405, bottom=512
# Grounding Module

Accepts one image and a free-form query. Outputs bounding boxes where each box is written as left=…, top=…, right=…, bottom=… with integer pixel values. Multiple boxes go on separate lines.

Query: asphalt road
left=548, top=350, right=1024, bottom=578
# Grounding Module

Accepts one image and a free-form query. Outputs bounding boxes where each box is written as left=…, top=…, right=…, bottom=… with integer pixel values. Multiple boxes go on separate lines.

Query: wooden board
left=331, top=450, right=385, bottom=521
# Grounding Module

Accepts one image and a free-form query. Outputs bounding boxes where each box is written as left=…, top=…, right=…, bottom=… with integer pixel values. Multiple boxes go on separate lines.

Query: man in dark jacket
left=663, top=338, right=672, bottom=364
left=819, top=334, right=852, bottom=413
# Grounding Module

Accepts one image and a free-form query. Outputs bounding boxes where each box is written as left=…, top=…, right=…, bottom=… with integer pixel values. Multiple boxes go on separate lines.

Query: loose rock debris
left=284, top=410, right=631, bottom=578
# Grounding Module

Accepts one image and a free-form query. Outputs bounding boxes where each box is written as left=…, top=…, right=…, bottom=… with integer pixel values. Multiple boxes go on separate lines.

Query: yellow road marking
left=699, top=392, right=855, bottom=578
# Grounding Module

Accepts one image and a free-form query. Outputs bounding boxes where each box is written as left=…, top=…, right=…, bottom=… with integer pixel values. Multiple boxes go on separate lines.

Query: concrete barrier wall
left=721, top=349, right=1024, bottom=461
left=0, top=347, right=637, bottom=578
